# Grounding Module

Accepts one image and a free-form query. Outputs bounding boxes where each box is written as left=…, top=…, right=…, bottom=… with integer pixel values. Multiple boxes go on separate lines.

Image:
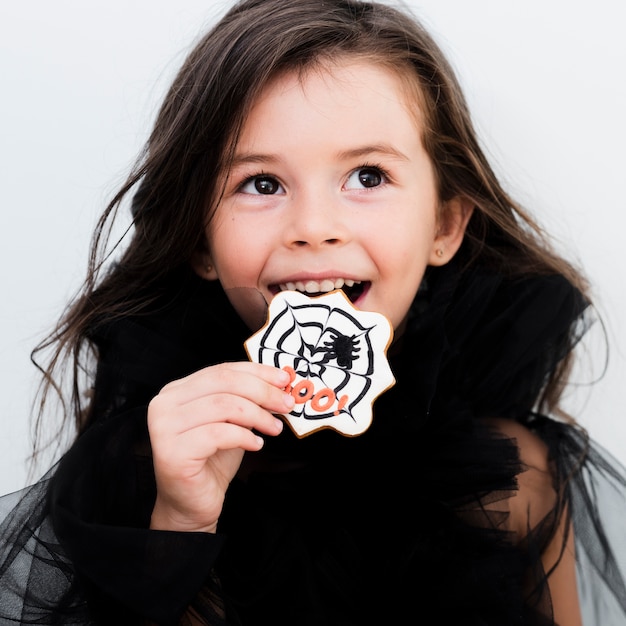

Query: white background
left=0, top=0, right=624, bottom=495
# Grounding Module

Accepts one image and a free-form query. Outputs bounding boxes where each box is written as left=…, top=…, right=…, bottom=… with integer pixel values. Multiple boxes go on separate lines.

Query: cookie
left=244, top=289, right=395, bottom=437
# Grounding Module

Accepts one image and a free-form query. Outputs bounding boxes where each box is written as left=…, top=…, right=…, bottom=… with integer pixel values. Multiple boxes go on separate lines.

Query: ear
left=191, top=247, right=219, bottom=281
left=428, top=196, right=474, bottom=266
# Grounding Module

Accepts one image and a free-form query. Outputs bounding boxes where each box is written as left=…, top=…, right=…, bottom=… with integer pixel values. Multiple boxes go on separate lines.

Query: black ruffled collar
left=87, top=259, right=588, bottom=437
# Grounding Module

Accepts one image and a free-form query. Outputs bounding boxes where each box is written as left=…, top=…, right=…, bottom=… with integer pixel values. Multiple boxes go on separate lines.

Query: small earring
left=206, top=264, right=213, bottom=274
left=436, top=248, right=444, bottom=258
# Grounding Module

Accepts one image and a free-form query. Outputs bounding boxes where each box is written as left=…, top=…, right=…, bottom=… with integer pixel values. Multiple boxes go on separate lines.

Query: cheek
left=377, top=217, right=437, bottom=267
left=209, top=215, right=271, bottom=328
left=208, top=220, right=268, bottom=283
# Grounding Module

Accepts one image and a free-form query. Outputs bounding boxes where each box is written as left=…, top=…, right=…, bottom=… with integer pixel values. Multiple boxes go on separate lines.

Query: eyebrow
left=230, top=143, right=410, bottom=167
left=335, top=144, right=410, bottom=162
left=230, top=153, right=281, bottom=167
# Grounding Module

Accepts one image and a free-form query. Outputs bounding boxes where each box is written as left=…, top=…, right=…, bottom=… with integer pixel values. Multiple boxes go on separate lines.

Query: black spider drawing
left=315, top=330, right=361, bottom=368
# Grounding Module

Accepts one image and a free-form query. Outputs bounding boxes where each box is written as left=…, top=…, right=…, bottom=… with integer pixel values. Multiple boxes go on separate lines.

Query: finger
left=154, top=422, right=265, bottom=471
left=150, top=392, right=286, bottom=439
left=162, top=362, right=290, bottom=398
left=153, top=365, right=294, bottom=415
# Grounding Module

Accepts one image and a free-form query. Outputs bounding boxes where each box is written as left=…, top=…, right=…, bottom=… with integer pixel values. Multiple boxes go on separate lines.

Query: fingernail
left=274, top=417, right=284, bottom=433
left=278, top=369, right=291, bottom=385
left=283, top=393, right=295, bottom=409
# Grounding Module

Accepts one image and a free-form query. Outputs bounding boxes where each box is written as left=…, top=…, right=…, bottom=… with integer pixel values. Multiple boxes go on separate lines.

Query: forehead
left=238, top=58, right=426, bottom=143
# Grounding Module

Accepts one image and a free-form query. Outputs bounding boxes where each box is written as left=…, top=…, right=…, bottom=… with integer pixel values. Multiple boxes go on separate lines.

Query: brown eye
left=241, top=175, right=283, bottom=195
left=358, top=168, right=382, bottom=187
left=255, top=176, right=279, bottom=194
left=345, top=166, right=386, bottom=190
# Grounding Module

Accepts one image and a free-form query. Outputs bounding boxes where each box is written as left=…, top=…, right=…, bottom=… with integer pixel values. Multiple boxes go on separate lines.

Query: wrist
left=150, top=500, right=219, bottom=534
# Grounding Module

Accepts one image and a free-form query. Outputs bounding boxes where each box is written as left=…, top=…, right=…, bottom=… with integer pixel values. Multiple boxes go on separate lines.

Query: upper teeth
left=279, top=278, right=359, bottom=294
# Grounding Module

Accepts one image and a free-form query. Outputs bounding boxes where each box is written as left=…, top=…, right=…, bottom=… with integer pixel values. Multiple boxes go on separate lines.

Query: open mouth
left=274, top=278, right=367, bottom=303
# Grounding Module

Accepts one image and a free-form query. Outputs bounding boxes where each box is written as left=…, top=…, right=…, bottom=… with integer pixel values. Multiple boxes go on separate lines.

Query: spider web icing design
left=245, top=290, right=395, bottom=437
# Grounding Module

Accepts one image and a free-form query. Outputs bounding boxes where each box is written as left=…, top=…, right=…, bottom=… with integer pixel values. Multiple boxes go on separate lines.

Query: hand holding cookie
left=147, top=361, right=292, bottom=533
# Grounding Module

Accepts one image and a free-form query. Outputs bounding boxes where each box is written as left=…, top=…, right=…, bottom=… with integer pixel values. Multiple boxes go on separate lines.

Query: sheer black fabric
left=1, top=260, right=625, bottom=624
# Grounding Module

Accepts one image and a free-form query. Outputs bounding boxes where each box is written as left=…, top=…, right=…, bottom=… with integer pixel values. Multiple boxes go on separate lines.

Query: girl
left=1, top=0, right=625, bottom=624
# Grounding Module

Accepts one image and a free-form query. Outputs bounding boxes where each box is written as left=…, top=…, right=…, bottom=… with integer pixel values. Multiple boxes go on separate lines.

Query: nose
left=284, top=190, right=349, bottom=249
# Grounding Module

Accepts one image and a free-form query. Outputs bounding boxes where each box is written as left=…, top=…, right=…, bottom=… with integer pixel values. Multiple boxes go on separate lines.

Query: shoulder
left=482, top=418, right=583, bottom=624
left=481, top=417, right=556, bottom=536
left=483, top=417, right=549, bottom=470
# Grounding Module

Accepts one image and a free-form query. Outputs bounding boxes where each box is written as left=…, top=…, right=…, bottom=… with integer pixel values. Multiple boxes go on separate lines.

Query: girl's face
left=199, top=59, right=469, bottom=331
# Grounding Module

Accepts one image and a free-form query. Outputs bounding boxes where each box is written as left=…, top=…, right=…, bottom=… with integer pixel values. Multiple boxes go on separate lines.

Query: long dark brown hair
left=30, top=0, right=590, bottom=465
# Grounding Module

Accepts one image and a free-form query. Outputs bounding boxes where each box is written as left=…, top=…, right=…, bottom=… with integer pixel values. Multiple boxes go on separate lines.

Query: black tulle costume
left=1, top=257, right=625, bottom=625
